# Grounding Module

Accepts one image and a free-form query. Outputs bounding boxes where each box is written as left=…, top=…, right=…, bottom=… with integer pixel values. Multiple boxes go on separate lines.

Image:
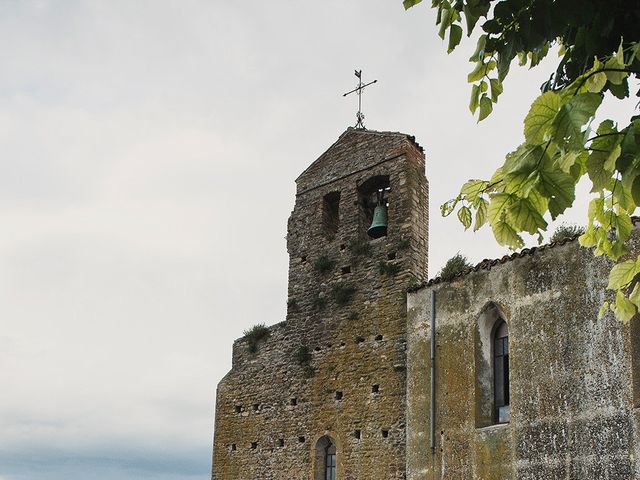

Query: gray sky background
left=0, top=1, right=637, bottom=479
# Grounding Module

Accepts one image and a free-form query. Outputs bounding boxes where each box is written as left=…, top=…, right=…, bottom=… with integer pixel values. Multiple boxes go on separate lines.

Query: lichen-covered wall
left=212, top=128, right=428, bottom=479
left=407, top=235, right=640, bottom=479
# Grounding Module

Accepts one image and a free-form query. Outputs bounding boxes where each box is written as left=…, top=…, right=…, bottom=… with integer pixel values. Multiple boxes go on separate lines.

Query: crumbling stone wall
left=407, top=234, right=640, bottom=479
left=212, top=128, right=429, bottom=479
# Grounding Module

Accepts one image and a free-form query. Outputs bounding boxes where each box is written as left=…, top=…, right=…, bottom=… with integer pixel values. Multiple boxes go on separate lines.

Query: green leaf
left=608, top=79, right=629, bottom=99
left=489, top=78, right=503, bottom=102
left=457, top=205, right=472, bottom=229
left=491, top=219, right=524, bottom=249
left=607, top=259, right=640, bottom=290
left=441, top=197, right=460, bottom=217
left=504, top=144, right=544, bottom=175
left=604, top=57, right=627, bottom=85
left=589, top=119, right=623, bottom=170
left=403, top=0, right=423, bottom=9
left=537, top=169, right=575, bottom=218
left=629, top=283, right=640, bottom=309
left=551, top=93, right=603, bottom=150
left=586, top=153, right=614, bottom=192
left=598, top=301, right=610, bottom=319
left=461, top=179, right=489, bottom=202
left=524, top=91, right=561, bottom=144
left=614, top=290, right=636, bottom=323
left=448, top=24, right=463, bottom=53
left=506, top=197, right=548, bottom=234
left=632, top=177, right=640, bottom=206
left=586, top=72, right=607, bottom=93
left=474, top=198, right=488, bottom=231
left=487, top=193, right=513, bottom=222
left=469, top=84, right=480, bottom=113
left=469, top=35, right=486, bottom=62
left=438, top=7, right=451, bottom=39
left=504, top=171, right=539, bottom=196
left=478, top=95, right=493, bottom=121
left=613, top=184, right=635, bottom=211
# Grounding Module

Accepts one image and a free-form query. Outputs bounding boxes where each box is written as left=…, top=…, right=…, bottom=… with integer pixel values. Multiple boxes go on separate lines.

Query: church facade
left=211, top=128, right=640, bottom=479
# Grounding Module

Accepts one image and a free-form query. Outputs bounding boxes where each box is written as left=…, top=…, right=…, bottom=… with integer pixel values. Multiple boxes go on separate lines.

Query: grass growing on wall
left=243, top=323, right=271, bottom=353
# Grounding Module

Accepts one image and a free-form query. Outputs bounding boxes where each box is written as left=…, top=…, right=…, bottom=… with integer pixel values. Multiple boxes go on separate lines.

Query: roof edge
left=295, top=127, right=424, bottom=183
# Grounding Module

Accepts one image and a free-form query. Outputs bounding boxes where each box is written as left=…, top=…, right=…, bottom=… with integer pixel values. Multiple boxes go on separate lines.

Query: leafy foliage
left=313, top=255, right=335, bottom=274
left=295, top=345, right=314, bottom=378
left=379, top=260, right=403, bottom=276
left=349, top=238, right=372, bottom=257
left=243, top=323, right=271, bottom=354
left=405, top=0, right=640, bottom=321
left=550, top=223, right=585, bottom=243
left=331, top=283, right=357, bottom=306
left=437, top=253, right=474, bottom=281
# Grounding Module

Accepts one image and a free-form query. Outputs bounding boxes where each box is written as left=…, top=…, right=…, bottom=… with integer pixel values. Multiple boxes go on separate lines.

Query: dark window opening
left=372, top=384, right=380, bottom=394
left=301, top=255, right=307, bottom=263
left=375, top=334, right=383, bottom=341
left=355, top=336, right=365, bottom=344
left=251, top=442, right=258, bottom=449
left=358, top=175, right=390, bottom=239
left=335, top=390, right=343, bottom=400
left=493, top=320, right=510, bottom=423
left=322, top=191, right=341, bottom=238
left=298, top=436, right=306, bottom=443
left=340, top=244, right=346, bottom=250
left=278, top=438, right=285, bottom=447
left=387, top=252, right=396, bottom=260
left=341, top=265, right=351, bottom=274
left=315, top=346, right=321, bottom=352
left=382, top=429, right=389, bottom=438
left=354, top=429, right=361, bottom=439
left=290, top=398, right=297, bottom=406
left=230, top=443, right=236, bottom=451
left=253, top=404, right=259, bottom=412
left=325, top=441, right=336, bottom=480
left=234, top=405, right=242, bottom=414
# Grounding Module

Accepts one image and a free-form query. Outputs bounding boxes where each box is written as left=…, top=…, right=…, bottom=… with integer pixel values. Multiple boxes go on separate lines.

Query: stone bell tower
left=212, top=127, right=428, bottom=480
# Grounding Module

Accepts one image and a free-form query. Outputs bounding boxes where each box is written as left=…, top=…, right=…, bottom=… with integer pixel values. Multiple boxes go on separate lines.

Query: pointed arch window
left=325, top=441, right=336, bottom=480
left=315, top=435, right=337, bottom=480
left=493, top=320, right=510, bottom=423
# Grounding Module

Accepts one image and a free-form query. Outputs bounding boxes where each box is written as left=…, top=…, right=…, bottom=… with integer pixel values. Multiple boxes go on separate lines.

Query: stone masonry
left=212, top=128, right=429, bottom=479
left=407, top=232, right=640, bottom=479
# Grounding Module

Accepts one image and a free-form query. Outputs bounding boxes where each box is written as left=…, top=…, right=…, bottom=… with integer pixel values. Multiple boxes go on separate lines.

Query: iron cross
left=343, top=69, right=378, bottom=129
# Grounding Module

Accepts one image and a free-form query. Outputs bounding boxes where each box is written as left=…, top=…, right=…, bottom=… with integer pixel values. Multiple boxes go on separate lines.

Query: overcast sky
left=0, top=1, right=637, bottom=479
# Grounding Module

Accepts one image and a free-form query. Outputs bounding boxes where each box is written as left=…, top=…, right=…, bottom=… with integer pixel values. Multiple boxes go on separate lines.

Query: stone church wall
left=212, top=128, right=428, bottom=480
left=407, top=231, right=640, bottom=479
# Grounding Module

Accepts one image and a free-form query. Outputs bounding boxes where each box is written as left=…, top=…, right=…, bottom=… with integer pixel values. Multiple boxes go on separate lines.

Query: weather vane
left=343, top=69, right=377, bottom=129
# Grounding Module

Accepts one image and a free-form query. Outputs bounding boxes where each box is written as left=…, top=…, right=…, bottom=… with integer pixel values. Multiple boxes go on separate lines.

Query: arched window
left=493, top=320, right=510, bottom=423
left=314, top=435, right=337, bottom=480
left=325, top=441, right=336, bottom=480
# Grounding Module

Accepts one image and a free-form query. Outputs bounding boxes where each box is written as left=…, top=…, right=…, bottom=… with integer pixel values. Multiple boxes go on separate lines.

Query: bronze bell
left=368, top=204, right=388, bottom=239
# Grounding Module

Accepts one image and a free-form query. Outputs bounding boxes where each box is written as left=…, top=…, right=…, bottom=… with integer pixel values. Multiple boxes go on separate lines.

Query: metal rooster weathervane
left=343, top=70, right=377, bottom=130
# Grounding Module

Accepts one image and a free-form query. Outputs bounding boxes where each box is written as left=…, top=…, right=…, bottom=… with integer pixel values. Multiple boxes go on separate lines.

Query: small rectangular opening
left=278, top=438, right=284, bottom=447
left=341, top=266, right=351, bottom=275
left=251, top=442, right=258, bottom=449
left=354, top=429, right=361, bottom=440
left=335, top=390, right=343, bottom=401
left=372, top=384, right=380, bottom=394
left=322, top=191, right=340, bottom=238
left=234, top=405, right=242, bottom=414
left=387, top=252, right=396, bottom=260
left=253, top=404, right=259, bottom=412
left=290, top=398, right=297, bottom=406
left=356, top=336, right=365, bottom=344
left=230, top=443, right=236, bottom=451
left=375, top=334, right=383, bottom=341
left=382, top=429, right=389, bottom=438
left=298, top=436, right=306, bottom=443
